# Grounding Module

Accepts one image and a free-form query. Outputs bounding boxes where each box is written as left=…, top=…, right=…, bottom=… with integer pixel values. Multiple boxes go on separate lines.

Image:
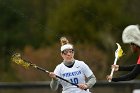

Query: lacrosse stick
left=11, top=53, right=80, bottom=87
left=108, top=43, right=123, bottom=82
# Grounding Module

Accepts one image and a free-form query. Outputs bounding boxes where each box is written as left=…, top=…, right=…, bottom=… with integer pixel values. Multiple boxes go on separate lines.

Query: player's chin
left=66, top=57, right=73, bottom=61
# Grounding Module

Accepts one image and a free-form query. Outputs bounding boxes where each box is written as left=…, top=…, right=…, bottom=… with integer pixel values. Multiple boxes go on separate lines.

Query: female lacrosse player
left=49, top=37, right=96, bottom=93
left=107, top=25, right=140, bottom=82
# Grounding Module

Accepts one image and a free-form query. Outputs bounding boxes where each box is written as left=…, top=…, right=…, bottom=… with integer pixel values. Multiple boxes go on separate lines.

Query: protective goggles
left=62, top=49, right=74, bottom=55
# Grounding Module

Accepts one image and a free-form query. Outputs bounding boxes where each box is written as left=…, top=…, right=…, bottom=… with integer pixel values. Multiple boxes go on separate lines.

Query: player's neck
left=63, top=60, right=75, bottom=67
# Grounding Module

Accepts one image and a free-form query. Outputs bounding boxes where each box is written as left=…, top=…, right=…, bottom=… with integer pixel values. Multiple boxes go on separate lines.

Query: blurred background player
left=107, top=25, right=140, bottom=82
left=49, top=37, right=96, bottom=93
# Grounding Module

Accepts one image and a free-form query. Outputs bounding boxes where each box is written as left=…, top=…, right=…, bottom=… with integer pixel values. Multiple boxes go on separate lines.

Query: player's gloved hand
left=78, top=83, right=88, bottom=90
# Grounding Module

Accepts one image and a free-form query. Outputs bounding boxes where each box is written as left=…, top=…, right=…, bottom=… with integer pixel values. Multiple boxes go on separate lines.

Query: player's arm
left=49, top=72, right=60, bottom=91
left=81, top=61, right=96, bottom=88
left=49, top=65, right=60, bottom=91
left=50, top=78, right=59, bottom=91
left=112, top=64, right=140, bottom=82
left=86, top=74, right=96, bottom=88
left=119, top=64, right=136, bottom=71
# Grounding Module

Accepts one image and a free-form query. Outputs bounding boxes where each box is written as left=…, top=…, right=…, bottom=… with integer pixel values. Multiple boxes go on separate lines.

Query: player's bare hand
left=78, top=83, right=88, bottom=90
left=49, top=72, right=57, bottom=79
left=111, top=65, right=119, bottom=71
left=106, top=75, right=112, bottom=81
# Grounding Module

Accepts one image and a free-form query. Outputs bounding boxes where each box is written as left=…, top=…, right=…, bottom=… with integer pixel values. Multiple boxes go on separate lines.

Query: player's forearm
left=112, top=65, right=140, bottom=82
left=112, top=74, right=137, bottom=82
left=119, top=64, right=136, bottom=71
left=50, top=78, right=59, bottom=91
left=86, top=74, right=96, bottom=88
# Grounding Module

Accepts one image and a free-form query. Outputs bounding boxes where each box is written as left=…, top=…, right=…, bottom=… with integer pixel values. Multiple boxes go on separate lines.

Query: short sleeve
left=81, top=62, right=93, bottom=77
left=54, top=65, right=61, bottom=77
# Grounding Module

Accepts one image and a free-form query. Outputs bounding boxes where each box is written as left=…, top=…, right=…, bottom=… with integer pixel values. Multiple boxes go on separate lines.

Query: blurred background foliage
left=0, top=0, right=140, bottom=82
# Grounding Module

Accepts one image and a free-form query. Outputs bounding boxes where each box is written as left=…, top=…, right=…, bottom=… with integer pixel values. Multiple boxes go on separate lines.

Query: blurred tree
left=0, top=0, right=49, bottom=80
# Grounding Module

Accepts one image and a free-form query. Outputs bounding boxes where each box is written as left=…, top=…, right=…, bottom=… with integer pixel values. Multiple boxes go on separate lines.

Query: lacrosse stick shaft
left=109, top=56, right=118, bottom=82
left=30, top=64, right=79, bottom=87
left=11, top=53, right=83, bottom=89
left=31, top=64, right=50, bottom=73
left=55, top=75, right=79, bottom=87
left=110, top=57, right=118, bottom=77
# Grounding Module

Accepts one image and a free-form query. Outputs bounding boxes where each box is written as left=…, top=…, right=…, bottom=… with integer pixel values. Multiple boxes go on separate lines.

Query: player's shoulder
left=75, top=59, right=84, bottom=62
left=55, top=62, right=64, bottom=69
left=75, top=60, right=86, bottom=65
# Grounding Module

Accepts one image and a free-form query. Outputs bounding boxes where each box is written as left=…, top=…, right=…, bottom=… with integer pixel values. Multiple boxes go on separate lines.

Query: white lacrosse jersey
left=54, top=60, right=93, bottom=93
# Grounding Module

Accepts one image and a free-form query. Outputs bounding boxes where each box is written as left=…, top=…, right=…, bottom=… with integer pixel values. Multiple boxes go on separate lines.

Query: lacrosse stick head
left=115, top=43, right=123, bottom=59
left=11, top=53, right=30, bottom=69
